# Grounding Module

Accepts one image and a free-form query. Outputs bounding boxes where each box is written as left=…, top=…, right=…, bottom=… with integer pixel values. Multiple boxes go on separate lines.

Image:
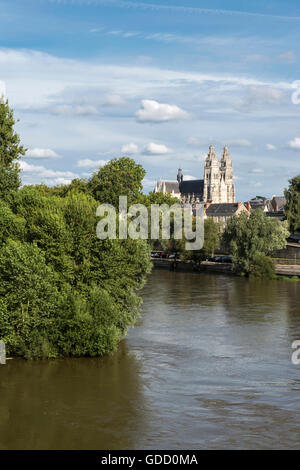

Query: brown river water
left=0, top=269, right=299, bottom=449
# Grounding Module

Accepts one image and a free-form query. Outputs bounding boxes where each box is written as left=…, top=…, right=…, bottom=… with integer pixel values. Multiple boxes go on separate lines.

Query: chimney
left=237, top=202, right=241, bottom=207
left=246, top=201, right=251, bottom=212
left=205, top=202, right=211, bottom=209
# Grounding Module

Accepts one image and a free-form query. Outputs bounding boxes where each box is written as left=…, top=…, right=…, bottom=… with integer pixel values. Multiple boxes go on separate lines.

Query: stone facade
left=154, top=145, right=235, bottom=204
left=203, top=145, right=235, bottom=204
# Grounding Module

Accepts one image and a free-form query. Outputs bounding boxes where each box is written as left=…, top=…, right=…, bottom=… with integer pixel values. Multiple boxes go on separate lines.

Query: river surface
left=0, top=269, right=299, bottom=449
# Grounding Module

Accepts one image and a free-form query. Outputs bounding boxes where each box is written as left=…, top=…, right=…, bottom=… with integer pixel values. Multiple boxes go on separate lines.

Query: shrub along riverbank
left=0, top=99, right=154, bottom=359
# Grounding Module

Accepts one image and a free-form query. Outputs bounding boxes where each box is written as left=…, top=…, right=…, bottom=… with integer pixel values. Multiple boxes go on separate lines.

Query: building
left=204, top=201, right=249, bottom=230
left=244, top=195, right=286, bottom=221
left=154, top=145, right=235, bottom=204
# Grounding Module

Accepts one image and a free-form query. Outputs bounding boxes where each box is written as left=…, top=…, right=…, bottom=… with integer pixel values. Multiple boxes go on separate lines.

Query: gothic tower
left=177, top=168, right=183, bottom=184
left=220, top=146, right=235, bottom=203
left=203, top=145, right=221, bottom=203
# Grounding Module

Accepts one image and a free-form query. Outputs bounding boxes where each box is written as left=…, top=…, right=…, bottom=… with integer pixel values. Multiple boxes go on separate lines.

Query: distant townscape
left=154, top=144, right=286, bottom=229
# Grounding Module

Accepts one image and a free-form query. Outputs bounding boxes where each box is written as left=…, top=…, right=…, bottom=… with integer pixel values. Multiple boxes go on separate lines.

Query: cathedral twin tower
left=203, top=145, right=235, bottom=204
left=155, top=144, right=235, bottom=205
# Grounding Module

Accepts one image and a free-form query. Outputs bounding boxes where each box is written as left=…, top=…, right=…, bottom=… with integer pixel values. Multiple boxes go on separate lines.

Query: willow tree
left=0, top=97, right=25, bottom=200
left=223, top=210, right=289, bottom=278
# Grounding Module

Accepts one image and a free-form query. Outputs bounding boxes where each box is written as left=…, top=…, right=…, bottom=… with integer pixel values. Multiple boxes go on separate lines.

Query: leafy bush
left=223, top=209, right=289, bottom=278
left=249, top=254, right=276, bottom=280
left=0, top=190, right=152, bottom=359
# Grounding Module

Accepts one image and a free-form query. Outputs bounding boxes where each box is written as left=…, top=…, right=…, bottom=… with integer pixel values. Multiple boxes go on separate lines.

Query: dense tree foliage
left=0, top=97, right=25, bottom=200
left=188, top=218, right=220, bottom=265
left=0, top=186, right=152, bottom=359
left=285, top=176, right=300, bottom=233
left=88, top=157, right=146, bottom=206
left=0, top=101, right=152, bottom=359
left=223, top=210, right=289, bottom=278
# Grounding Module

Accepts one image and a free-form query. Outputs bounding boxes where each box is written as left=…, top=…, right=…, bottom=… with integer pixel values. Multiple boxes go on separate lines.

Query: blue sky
left=1, top=0, right=300, bottom=200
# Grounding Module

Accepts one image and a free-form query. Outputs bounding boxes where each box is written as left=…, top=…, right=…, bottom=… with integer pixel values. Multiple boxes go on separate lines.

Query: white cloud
left=77, top=158, right=109, bottom=168
left=250, top=168, right=264, bottom=174
left=266, top=143, right=276, bottom=150
left=25, top=148, right=60, bottom=159
left=288, top=137, right=300, bottom=150
left=0, top=47, right=293, bottom=115
left=121, top=143, right=138, bottom=154
left=143, top=142, right=172, bottom=155
left=248, top=86, right=284, bottom=104
left=136, top=99, right=189, bottom=123
left=102, top=94, right=126, bottom=106
left=45, top=0, right=300, bottom=21
left=183, top=175, right=197, bottom=180
left=19, top=161, right=78, bottom=185
left=50, top=104, right=99, bottom=115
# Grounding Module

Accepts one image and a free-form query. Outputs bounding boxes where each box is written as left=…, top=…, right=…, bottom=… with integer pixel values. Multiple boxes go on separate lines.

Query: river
left=0, top=269, right=299, bottom=449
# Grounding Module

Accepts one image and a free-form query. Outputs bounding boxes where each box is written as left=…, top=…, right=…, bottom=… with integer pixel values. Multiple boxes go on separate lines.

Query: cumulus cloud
left=288, top=137, right=300, bottom=150
left=143, top=142, right=172, bottom=155
left=266, top=144, right=276, bottom=150
left=136, top=99, right=189, bottom=123
left=121, top=143, right=138, bottom=154
left=19, top=161, right=78, bottom=185
left=25, top=148, right=60, bottom=159
left=77, top=159, right=109, bottom=168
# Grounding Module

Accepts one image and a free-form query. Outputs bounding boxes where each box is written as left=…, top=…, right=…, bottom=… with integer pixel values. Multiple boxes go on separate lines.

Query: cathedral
left=154, top=145, right=235, bottom=204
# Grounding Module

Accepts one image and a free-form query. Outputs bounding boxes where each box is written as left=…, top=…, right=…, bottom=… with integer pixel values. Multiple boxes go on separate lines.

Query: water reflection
left=0, top=342, right=150, bottom=449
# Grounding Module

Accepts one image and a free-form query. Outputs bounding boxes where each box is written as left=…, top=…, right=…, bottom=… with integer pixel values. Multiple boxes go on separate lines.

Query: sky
left=1, top=0, right=300, bottom=200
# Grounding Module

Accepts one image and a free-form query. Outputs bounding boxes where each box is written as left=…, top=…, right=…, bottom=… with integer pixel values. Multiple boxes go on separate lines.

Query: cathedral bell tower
left=203, top=145, right=221, bottom=203
left=220, top=146, right=235, bottom=203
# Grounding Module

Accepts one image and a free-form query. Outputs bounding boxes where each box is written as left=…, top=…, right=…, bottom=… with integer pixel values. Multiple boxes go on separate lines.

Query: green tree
left=0, top=184, right=152, bottom=359
left=189, top=218, right=220, bottom=265
left=223, top=210, right=289, bottom=278
left=0, top=240, right=62, bottom=359
left=284, top=175, right=300, bottom=232
left=0, top=97, right=25, bottom=200
left=88, top=157, right=146, bottom=206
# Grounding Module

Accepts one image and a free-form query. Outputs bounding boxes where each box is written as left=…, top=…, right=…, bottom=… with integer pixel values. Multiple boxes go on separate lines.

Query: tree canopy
left=285, top=175, right=300, bottom=233
left=0, top=100, right=152, bottom=359
left=88, top=157, right=146, bottom=206
left=0, top=97, right=25, bottom=200
left=223, top=210, right=289, bottom=278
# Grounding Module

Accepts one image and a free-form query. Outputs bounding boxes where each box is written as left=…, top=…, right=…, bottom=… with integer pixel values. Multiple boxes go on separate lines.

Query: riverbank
left=152, top=259, right=300, bottom=278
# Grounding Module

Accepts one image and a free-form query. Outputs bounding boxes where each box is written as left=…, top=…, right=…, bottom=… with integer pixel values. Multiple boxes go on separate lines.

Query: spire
left=207, top=144, right=217, bottom=160
left=222, top=145, right=231, bottom=161
left=177, top=168, right=183, bottom=184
